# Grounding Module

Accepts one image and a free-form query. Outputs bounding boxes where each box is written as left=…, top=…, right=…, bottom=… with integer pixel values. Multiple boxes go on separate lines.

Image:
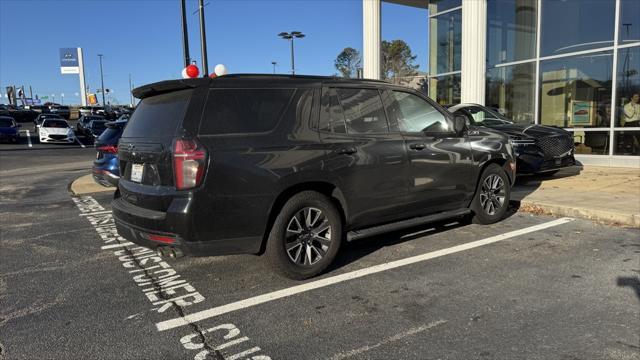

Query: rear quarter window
left=199, top=88, right=295, bottom=135
left=122, top=89, right=192, bottom=138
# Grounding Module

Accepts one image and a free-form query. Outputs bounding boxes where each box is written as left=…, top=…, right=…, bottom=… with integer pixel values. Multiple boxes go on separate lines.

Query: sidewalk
left=512, top=166, right=640, bottom=227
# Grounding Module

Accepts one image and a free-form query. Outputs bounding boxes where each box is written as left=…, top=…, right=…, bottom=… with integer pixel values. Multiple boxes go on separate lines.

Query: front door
left=385, top=90, right=476, bottom=215
left=318, top=87, right=409, bottom=229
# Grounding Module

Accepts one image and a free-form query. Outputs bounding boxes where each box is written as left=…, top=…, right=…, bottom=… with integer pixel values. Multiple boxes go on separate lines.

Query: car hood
left=41, top=127, right=70, bottom=135
left=489, top=124, right=569, bottom=139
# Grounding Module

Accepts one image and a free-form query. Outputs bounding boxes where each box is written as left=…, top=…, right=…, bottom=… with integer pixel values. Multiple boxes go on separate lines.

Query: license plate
left=131, top=163, right=144, bottom=182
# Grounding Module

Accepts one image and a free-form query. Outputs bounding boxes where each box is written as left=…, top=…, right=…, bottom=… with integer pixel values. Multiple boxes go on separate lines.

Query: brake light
left=97, top=145, right=118, bottom=154
left=143, top=233, right=176, bottom=244
left=173, top=138, right=207, bottom=190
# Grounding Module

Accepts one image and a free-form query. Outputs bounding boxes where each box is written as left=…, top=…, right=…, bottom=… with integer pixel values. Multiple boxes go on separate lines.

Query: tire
left=470, top=164, right=511, bottom=225
left=265, top=191, right=342, bottom=280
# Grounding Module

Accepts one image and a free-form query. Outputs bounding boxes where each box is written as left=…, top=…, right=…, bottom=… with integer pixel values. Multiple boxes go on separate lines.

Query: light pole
left=278, top=31, right=305, bottom=75
left=198, top=0, right=209, bottom=76
left=98, top=54, right=106, bottom=106
left=129, top=74, right=134, bottom=107
left=271, top=61, right=277, bottom=74
left=180, top=0, right=191, bottom=68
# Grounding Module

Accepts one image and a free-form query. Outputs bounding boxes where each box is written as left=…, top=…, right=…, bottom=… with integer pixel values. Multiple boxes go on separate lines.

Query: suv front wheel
left=266, top=191, right=342, bottom=280
left=470, top=164, right=511, bottom=224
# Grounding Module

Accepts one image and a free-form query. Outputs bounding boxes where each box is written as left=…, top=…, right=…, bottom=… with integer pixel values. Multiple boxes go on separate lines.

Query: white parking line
left=76, top=137, right=86, bottom=148
left=155, top=217, right=575, bottom=331
left=25, top=130, right=32, bottom=148
left=101, top=242, right=135, bottom=250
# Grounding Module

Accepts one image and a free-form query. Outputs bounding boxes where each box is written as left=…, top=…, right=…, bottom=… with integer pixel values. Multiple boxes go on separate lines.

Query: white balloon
left=214, top=64, right=228, bottom=76
left=181, top=68, right=189, bottom=79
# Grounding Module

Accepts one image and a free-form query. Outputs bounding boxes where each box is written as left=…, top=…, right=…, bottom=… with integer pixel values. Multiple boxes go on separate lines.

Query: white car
left=38, top=118, right=75, bottom=144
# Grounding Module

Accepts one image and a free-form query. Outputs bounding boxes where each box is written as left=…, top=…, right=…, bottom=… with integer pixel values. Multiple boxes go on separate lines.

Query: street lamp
left=278, top=31, right=305, bottom=75
left=98, top=54, right=106, bottom=106
left=271, top=61, right=277, bottom=74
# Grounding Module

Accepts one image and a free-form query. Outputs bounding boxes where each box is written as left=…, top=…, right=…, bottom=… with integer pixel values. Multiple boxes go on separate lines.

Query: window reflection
left=614, top=131, right=640, bottom=155
left=429, top=10, right=461, bottom=75
left=487, top=0, right=537, bottom=66
left=428, top=0, right=461, bottom=15
left=541, top=0, right=614, bottom=56
left=486, top=62, right=536, bottom=124
left=616, top=46, right=640, bottom=127
left=429, top=73, right=461, bottom=105
left=539, top=51, right=613, bottom=128
left=619, top=0, right=640, bottom=45
left=572, top=131, right=610, bottom=155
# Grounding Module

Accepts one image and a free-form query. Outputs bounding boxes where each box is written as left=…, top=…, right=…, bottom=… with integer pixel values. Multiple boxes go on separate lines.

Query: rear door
left=385, top=90, right=475, bottom=214
left=318, top=86, right=409, bottom=229
left=118, top=88, right=199, bottom=211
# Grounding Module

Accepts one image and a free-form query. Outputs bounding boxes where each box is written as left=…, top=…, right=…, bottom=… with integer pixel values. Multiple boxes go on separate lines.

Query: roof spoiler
left=132, top=78, right=208, bottom=99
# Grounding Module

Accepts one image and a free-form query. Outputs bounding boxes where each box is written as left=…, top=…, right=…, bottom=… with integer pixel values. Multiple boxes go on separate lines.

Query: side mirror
left=454, top=115, right=466, bottom=134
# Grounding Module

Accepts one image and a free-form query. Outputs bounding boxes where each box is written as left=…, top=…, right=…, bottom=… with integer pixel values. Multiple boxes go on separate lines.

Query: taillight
left=173, top=138, right=207, bottom=190
left=97, top=145, right=118, bottom=154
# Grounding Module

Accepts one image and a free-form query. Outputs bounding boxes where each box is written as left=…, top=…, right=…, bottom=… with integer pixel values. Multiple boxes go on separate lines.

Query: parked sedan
left=92, top=118, right=127, bottom=187
left=448, top=103, right=576, bottom=175
left=0, top=116, right=21, bottom=143
left=38, top=118, right=75, bottom=144
left=76, top=115, right=105, bottom=137
left=34, top=113, right=63, bottom=131
left=85, top=119, right=108, bottom=142
left=49, top=105, right=70, bottom=119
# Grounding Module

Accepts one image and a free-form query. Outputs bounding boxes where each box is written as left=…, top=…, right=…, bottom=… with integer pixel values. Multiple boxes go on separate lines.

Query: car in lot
left=448, top=103, right=576, bottom=175
left=85, top=119, right=108, bottom=142
left=34, top=113, right=63, bottom=130
left=37, top=118, right=75, bottom=144
left=76, top=115, right=105, bottom=137
left=112, top=75, right=516, bottom=279
left=93, top=118, right=127, bottom=187
left=49, top=105, right=71, bottom=119
left=0, top=104, right=38, bottom=123
left=0, top=116, right=21, bottom=143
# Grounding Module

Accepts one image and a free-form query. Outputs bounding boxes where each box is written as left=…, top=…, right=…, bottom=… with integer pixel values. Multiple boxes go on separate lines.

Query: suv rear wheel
left=266, top=191, right=342, bottom=280
left=470, top=164, right=510, bottom=224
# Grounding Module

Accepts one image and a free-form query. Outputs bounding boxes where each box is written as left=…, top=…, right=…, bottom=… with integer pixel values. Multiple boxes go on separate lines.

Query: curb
left=69, top=174, right=115, bottom=195
left=519, top=200, right=639, bottom=228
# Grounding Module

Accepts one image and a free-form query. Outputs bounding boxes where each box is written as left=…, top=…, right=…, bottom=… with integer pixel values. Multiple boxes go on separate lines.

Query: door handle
left=409, top=143, right=426, bottom=150
left=336, top=147, right=357, bottom=155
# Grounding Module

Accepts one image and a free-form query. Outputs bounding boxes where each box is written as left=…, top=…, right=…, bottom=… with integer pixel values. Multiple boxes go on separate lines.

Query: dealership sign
left=59, top=48, right=80, bottom=74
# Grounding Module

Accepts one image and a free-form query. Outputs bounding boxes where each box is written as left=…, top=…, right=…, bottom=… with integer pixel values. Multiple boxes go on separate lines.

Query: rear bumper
left=92, top=168, right=119, bottom=187
left=111, top=196, right=262, bottom=256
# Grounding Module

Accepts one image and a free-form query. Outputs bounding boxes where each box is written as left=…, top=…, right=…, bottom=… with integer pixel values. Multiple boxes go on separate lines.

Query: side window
left=199, top=88, right=294, bottom=135
left=335, top=88, right=389, bottom=134
left=390, top=91, right=450, bottom=133
left=319, top=88, right=347, bottom=134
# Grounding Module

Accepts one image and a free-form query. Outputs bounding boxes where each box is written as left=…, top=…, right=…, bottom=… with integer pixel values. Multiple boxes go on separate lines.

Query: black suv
left=112, top=75, right=516, bottom=279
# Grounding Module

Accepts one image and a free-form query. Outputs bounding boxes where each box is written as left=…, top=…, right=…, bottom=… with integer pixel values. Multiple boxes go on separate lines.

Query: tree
left=381, top=40, right=419, bottom=80
left=334, top=47, right=362, bottom=78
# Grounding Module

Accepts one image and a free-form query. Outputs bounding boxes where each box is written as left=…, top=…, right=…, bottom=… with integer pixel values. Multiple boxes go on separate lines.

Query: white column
left=461, top=0, right=487, bottom=104
left=77, top=47, right=87, bottom=106
left=362, top=0, right=381, bottom=80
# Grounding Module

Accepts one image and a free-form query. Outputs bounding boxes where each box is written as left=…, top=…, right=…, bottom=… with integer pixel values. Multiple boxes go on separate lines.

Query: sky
left=0, top=0, right=428, bottom=105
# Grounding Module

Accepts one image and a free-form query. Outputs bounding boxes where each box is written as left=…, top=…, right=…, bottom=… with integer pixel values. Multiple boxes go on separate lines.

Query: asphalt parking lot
left=1, top=134, right=639, bottom=360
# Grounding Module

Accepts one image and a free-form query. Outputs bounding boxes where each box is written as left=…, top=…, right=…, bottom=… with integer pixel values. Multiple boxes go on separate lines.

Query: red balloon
left=209, top=73, right=217, bottom=79
left=185, top=64, right=199, bottom=78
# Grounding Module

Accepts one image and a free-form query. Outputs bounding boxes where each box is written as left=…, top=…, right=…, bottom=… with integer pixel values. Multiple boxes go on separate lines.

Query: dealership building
left=363, top=0, right=640, bottom=167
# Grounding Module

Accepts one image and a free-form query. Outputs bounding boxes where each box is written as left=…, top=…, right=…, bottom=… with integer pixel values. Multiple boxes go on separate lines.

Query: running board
left=346, top=209, right=471, bottom=242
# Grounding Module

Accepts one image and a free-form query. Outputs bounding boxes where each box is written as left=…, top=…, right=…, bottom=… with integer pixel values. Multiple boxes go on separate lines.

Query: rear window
left=122, top=89, right=192, bottom=138
left=199, top=88, right=294, bottom=135
left=98, top=127, right=123, bottom=144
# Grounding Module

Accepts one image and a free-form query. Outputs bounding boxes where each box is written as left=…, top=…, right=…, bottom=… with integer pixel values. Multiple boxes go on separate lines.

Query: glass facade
left=429, top=73, right=461, bottom=105
left=429, top=10, right=462, bottom=75
left=470, top=0, right=640, bottom=159
left=619, top=0, right=640, bottom=45
left=539, top=51, right=613, bottom=129
left=486, top=62, right=536, bottom=124
left=540, top=0, right=615, bottom=56
left=487, top=0, right=537, bottom=66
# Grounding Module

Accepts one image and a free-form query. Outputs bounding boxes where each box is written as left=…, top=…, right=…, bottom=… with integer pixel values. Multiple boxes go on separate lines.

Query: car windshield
left=42, top=120, right=68, bottom=128
left=0, top=118, right=14, bottom=127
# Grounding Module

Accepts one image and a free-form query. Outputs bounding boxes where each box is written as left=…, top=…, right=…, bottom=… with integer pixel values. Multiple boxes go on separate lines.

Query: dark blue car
left=0, top=116, right=21, bottom=143
left=92, top=118, right=127, bottom=187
